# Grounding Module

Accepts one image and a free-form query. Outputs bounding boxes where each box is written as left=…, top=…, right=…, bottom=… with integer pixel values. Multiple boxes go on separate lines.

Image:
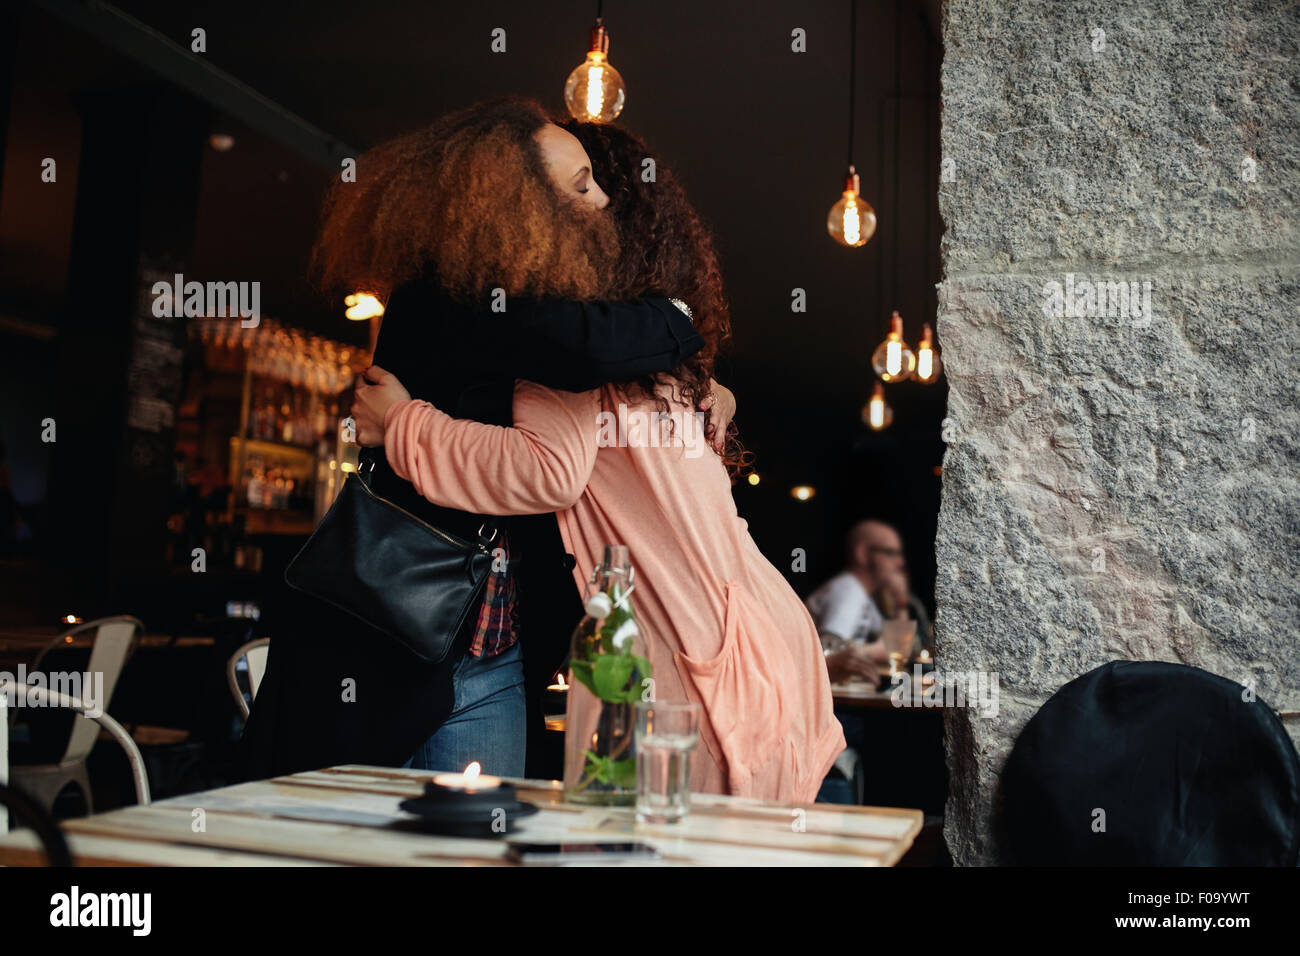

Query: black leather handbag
left=283, top=452, right=498, bottom=664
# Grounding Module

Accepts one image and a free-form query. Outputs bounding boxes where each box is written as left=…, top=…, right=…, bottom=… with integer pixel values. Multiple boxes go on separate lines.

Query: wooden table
left=830, top=678, right=945, bottom=710
left=0, top=764, right=924, bottom=866
left=0, top=627, right=213, bottom=668
left=829, top=678, right=949, bottom=816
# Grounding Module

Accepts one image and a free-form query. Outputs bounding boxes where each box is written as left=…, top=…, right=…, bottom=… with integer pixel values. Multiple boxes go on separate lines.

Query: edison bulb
left=862, top=382, right=893, bottom=431
left=871, top=311, right=916, bottom=382
left=827, top=166, right=876, bottom=247
left=565, top=51, right=625, bottom=123
left=916, top=322, right=942, bottom=383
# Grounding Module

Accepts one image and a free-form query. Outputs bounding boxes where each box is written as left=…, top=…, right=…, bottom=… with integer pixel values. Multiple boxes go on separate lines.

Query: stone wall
left=935, top=0, right=1300, bottom=865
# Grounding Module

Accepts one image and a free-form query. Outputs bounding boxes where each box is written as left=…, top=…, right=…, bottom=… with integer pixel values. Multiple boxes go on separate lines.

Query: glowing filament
left=843, top=196, right=861, bottom=245
left=586, top=57, right=605, bottom=118
left=868, top=395, right=885, bottom=429
left=886, top=339, right=902, bottom=376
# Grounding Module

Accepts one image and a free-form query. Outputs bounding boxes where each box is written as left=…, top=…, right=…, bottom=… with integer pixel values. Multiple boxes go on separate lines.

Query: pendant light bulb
left=828, top=166, right=877, bottom=248
left=863, top=381, right=893, bottom=431
left=564, top=19, right=626, bottom=124
left=871, top=311, right=916, bottom=382
left=916, top=322, right=942, bottom=383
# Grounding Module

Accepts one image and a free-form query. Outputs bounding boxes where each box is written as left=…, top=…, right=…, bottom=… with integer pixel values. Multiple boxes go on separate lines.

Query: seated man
left=810, top=520, right=924, bottom=805
left=806, top=520, right=920, bottom=683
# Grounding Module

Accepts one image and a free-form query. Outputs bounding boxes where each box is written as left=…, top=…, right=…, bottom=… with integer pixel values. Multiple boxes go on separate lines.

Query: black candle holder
left=397, top=780, right=538, bottom=838
left=543, top=688, right=568, bottom=714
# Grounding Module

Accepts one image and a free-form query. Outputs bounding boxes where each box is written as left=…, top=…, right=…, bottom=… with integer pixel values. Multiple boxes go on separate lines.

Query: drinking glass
left=634, top=701, right=700, bottom=824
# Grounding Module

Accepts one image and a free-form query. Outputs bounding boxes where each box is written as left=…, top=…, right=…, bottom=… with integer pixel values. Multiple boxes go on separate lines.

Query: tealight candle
left=544, top=672, right=570, bottom=714
left=918, top=649, right=932, bottom=663
left=432, top=761, right=502, bottom=793
left=400, top=760, right=537, bottom=836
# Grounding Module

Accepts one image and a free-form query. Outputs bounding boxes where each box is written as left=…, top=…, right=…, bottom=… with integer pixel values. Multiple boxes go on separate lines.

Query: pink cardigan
left=384, top=380, right=845, bottom=802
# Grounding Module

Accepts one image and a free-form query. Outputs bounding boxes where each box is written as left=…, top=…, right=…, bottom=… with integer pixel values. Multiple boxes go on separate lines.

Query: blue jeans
left=817, top=771, right=857, bottom=804
left=403, top=639, right=527, bottom=776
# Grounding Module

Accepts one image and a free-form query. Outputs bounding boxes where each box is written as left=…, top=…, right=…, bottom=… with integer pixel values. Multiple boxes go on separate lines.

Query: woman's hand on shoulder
left=352, top=364, right=411, bottom=446
left=698, top=378, right=736, bottom=452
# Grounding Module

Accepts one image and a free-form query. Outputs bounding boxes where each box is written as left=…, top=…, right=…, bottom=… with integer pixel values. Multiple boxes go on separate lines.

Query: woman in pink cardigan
left=353, top=124, right=845, bottom=802
left=362, top=375, right=845, bottom=803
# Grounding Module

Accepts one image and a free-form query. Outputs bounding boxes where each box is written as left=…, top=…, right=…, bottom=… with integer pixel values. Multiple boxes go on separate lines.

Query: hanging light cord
left=889, top=0, right=902, bottom=318
left=847, top=0, right=857, bottom=168
left=596, top=0, right=604, bottom=21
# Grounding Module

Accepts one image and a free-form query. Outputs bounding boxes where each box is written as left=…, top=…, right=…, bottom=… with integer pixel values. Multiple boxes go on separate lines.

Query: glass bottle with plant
left=563, top=544, right=652, bottom=805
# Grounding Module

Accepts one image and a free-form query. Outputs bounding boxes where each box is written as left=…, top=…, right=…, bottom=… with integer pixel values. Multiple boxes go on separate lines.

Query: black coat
left=235, top=275, right=703, bottom=780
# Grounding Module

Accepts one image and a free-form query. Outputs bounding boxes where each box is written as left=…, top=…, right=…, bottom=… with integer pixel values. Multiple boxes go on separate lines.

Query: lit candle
left=546, top=672, right=569, bottom=693
left=431, top=761, right=502, bottom=793
left=400, top=759, right=536, bottom=835
left=918, top=649, right=932, bottom=663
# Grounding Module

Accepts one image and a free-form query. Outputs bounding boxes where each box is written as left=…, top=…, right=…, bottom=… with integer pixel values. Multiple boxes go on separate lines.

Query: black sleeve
left=461, top=295, right=706, bottom=393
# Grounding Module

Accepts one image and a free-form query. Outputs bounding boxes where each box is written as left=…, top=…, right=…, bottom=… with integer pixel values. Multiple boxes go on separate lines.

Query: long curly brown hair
left=563, top=120, right=752, bottom=477
left=310, top=97, right=619, bottom=304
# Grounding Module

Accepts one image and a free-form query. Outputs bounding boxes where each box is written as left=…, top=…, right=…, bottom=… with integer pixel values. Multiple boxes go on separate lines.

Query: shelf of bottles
left=194, top=317, right=369, bottom=534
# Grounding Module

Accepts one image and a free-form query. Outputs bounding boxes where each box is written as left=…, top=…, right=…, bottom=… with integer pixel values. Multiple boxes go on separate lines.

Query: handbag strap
left=356, top=446, right=380, bottom=486
left=357, top=446, right=500, bottom=549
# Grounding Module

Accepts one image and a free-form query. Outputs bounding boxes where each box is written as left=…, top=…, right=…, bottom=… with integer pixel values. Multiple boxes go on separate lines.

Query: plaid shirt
left=469, top=530, right=519, bottom=658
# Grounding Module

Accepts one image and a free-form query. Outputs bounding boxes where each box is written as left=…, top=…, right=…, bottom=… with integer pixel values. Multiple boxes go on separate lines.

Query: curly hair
left=311, top=97, right=620, bottom=304
left=563, top=120, right=753, bottom=477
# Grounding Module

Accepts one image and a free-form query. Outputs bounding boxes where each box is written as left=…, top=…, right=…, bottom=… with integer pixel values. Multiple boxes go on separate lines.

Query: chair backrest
left=2, top=684, right=151, bottom=806
left=33, top=616, right=143, bottom=765
left=226, top=638, right=271, bottom=720
left=1002, top=660, right=1300, bottom=865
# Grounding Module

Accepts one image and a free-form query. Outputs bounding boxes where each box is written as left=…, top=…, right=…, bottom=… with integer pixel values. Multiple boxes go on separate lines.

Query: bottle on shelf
left=246, top=455, right=264, bottom=508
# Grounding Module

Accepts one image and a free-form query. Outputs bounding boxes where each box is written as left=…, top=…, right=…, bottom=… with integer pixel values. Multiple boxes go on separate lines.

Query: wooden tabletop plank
left=0, top=763, right=924, bottom=867
left=266, top=770, right=920, bottom=840
left=155, top=777, right=918, bottom=863
left=0, top=827, right=341, bottom=867
left=57, top=806, right=517, bottom=867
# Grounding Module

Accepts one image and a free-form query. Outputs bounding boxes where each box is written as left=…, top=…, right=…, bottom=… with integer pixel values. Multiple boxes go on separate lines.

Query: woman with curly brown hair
left=238, top=98, right=737, bottom=782
left=354, top=124, right=845, bottom=801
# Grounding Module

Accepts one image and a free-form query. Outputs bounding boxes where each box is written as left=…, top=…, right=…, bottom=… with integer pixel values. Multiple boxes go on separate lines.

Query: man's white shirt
left=805, top=570, right=883, bottom=644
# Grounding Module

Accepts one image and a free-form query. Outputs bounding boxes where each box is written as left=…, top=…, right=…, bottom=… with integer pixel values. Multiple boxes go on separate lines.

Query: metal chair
left=6, top=615, right=144, bottom=815
left=3, top=684, right=151, bottom=814
left=0, top=782, right=73, bottom=865
left=226, top=637, right=271, bottom=720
